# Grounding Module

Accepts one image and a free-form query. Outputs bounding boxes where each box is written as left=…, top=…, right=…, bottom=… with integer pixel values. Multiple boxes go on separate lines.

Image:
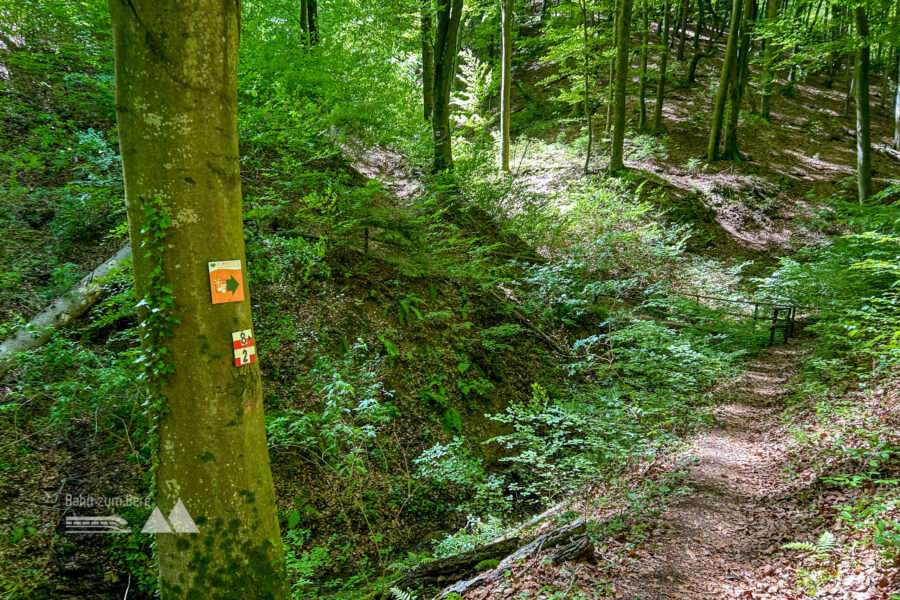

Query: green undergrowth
left=754, top=184, right=900, bottom=593
left=1, top=2, right=795, bottom=599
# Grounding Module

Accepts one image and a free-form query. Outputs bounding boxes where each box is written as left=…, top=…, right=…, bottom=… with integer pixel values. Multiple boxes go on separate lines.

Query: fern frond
left=390, top=588, right=416, bottom=600
left=815, top=531, right=836, bottom=553
left=781, top=542, right=818, bottom=552
left=781, top=531, right=837, bottom=556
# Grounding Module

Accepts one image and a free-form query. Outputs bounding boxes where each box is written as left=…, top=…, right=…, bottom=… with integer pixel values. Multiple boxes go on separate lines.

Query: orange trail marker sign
left=208, top=260, right=244, bottom=304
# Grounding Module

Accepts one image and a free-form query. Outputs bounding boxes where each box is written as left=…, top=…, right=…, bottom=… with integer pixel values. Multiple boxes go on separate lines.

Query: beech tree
left=722, top=0, right=755, bottom=161
left=653, top=2, right=671, bottom=131
left=422, top=0, right=435, bottom=121
left=894, top=49, right=900, bottom=150
left=431, top=0, right=464, bottom=172
left=855, top=2, right=872, bottom=202
left=760, top=0, right=780, bottom=120
left=706, top=0, right=743, bottom=160
left=500, top=0, right=513, bottom=172
left=108, top=0, right=288, bottom=597
left=638, top=0, right=650, bottom=129
left=609, top=0, right=633, bottom=172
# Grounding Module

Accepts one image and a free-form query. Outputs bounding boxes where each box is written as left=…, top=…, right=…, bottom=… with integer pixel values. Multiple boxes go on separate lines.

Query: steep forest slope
left=1, top=1, right=899, bottom=600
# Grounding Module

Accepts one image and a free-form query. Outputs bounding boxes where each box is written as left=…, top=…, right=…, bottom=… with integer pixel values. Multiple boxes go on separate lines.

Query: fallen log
left=391, top=535, right=522, bottom=593
left=436, top=518, right=587, bottom=598
left=875, top=143, right=900, bottom=163
left=0, top=244, right=131, bottom=379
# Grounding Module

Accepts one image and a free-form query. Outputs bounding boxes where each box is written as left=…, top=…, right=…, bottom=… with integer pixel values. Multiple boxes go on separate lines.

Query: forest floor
left=454, top=334, right=900, bottom=600
left=593, top=338, right=820, bottom=600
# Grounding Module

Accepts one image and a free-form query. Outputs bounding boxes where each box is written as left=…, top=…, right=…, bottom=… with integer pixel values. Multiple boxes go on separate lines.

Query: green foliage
left=474, top=558, right=500, bottom=571
left=756, top=190, right=900, bottom=375
left=782, top=531, right=838, bottom=561
left=431, top=515, right=508, bottom=558
left=266, top=341, right=396, bottom=474
left=390, top=588, right=417, bottom=600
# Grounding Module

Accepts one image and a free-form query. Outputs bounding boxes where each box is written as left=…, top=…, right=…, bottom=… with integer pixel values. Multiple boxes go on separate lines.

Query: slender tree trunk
left=824, top=4, right=839, bottom=88
left=638, top=0, right=650, bottom=128
left=300, top=0, right=309, bottom=43
left=706, top=0, right=743, bottom=160
left=845, top=73, right=855, bottom=117
left=422, top=0, right=434, bottom=121
left=432, top=0, right=464, bottom=173
left=581, top=0, right=593, bottom=173
left=606, top=0, right=618, bottom=134
left=542, top=0, right=553, bottom=23
left=881, top=45, right=893, bottom=109
left=760, top=0, right=778, bottom=119
left=307, top=0, right=319, bottom=45
left=894, top=48, right=900, bottom=150
left=107, top=1, right=288, bottom=597
left=610, top=0, right=634, bottom=173
left=500, top=0, right=513, bottom=171
left=676, top=0, right=689, bottom=59
left=653, top=2, right=671, bottom=131
left=687, top=0, right=706, bottom=82
left=723, top=0, right=755, bottom=160
left=855, top=3, right=872, bottom=202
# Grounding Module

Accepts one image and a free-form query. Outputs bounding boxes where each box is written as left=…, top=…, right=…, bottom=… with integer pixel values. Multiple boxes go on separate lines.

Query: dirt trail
left=607, top=340, right=812, bottom=599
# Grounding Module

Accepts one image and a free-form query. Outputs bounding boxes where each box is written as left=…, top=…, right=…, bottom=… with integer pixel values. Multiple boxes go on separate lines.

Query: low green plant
left=782, top=531, right=838, bottom=561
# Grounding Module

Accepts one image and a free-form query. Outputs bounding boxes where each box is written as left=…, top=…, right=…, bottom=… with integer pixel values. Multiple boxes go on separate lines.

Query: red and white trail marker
left=232, top=329, right=257, bottom=367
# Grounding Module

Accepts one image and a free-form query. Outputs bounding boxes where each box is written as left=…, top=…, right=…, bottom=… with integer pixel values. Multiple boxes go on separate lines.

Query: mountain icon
left=140, top=499, right=199, bottom=534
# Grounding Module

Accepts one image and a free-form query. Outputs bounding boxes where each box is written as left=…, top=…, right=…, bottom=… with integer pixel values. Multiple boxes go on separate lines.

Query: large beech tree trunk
left=609, top=0, right=633, bottom=172
left=500, top=0, right=513, bottom=172
left=108, top=1, right=288, bottom=597
left=432, top=0, right=464, bottom=173
left=706, top=0, right=743, bottom=160
left=855, top=3, right=872, bottom=202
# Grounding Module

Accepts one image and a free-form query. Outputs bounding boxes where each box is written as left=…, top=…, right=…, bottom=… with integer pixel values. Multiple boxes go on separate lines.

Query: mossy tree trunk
left=432, top=0, right=464, bottom=173
left=307, top=0, right=319, bottom=45
left=855, top=2, right=872, bottom=203
left=687, top=0, right=706, bottom=83
left=638, top=0, right=649, bottom=129
left=108, top=1, right=288, bottom=598
left=300, top=0, right=309, bottom=42
left=676, top=0, right=689, bottom=59
left=580, top=0, right=593, bottom=174
left=500, top=0, right=513, bottom=172
left=722, top=0, right=755, bottom=161
left=653, top=2, right=671, bottom=132
left=609, top=0, right=633, bottom=173
left=706, top=0, right=743, bottom=160
left=422, top=0, right=435, bottom=122
left=606, top=0, right=618, bottom=134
